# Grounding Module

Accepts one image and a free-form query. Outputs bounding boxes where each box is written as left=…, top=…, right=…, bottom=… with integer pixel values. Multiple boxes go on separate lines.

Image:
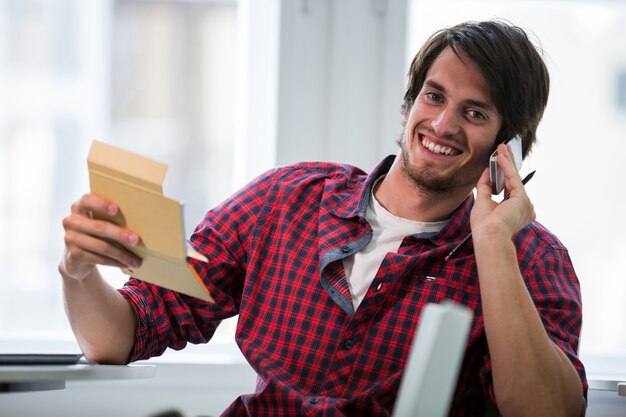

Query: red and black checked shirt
left=119, top=155, right=587, bottom=417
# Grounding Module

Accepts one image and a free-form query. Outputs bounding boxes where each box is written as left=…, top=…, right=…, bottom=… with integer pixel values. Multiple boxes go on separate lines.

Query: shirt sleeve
left=479, top=229, right=588, bottom=413
left=528, top=245, right=588, bottom=412
left=118, top=167, right=279, bottom=362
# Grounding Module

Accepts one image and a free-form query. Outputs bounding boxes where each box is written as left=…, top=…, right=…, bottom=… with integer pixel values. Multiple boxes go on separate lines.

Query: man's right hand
left=59, top=194, right=142, bottom=281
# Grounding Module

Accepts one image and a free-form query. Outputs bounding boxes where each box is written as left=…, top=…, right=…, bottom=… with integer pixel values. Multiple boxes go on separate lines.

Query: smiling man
left=60, top=20, right=586, bottom=416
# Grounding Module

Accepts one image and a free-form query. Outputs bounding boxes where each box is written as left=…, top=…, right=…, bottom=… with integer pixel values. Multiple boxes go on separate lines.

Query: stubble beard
left=397, top=129, right=479, bottom=195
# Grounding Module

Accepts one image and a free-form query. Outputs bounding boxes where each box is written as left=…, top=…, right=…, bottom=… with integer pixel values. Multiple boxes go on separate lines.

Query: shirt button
left=309, top=397, right=319, bottom=404
left=343, top=339, right=354, bottom=349
left=340, top=245, right=350, bottom=253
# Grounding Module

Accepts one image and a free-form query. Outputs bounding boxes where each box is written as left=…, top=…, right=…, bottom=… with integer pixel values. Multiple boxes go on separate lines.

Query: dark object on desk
left=0, top=353, right=83, bottom=365
left=148, top=410, right=186, bottom=417
left=146, top=412, right=214, bottom=417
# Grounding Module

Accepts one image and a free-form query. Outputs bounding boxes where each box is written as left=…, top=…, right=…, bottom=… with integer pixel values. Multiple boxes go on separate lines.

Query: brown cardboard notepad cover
left=87, top=140, right=214, bottom=303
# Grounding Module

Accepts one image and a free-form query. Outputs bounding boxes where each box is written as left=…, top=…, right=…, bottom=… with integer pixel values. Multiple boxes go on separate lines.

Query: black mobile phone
left=489, top=135, right=522, bottom=195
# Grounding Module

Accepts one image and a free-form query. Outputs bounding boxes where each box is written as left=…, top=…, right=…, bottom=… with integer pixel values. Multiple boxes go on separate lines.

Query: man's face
left=399, top=46, right=502, bottom=194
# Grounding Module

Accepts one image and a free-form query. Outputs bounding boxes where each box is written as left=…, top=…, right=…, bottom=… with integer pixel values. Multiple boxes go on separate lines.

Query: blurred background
left=0, top=0, right=624, bottom=415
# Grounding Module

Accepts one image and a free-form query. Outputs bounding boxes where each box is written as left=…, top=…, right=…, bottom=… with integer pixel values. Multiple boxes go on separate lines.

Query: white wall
left=274, top=0, right=408, bottom=171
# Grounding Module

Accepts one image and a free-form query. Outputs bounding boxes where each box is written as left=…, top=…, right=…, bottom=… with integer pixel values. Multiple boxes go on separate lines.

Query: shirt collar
left=429, top=194, right=474, bottom=246
left=325, top=155, right=474, bottom=246
left=325, top=155, right=395, bottom=220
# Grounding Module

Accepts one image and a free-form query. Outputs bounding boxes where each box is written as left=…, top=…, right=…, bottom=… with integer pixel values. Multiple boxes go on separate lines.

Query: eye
left=424, top=91, right=443, bottom=103
left=467, top=109, right=487, bottom=122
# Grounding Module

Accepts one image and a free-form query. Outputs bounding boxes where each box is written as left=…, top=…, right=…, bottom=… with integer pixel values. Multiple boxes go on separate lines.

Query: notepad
left=87, top=140, right=214, bottom=303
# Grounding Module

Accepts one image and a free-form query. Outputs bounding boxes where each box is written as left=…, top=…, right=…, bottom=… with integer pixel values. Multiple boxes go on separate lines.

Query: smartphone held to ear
left=489, top=135, right=523, bottom=195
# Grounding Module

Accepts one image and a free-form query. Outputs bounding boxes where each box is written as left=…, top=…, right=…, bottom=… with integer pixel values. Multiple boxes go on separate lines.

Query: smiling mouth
left=421, top=136, right=461, bottom=156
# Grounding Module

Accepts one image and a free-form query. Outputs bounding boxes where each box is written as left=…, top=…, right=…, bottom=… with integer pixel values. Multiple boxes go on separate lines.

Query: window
left=408, top=0, right=626, bottom=355
left=0, top=0, right=239, bottom=350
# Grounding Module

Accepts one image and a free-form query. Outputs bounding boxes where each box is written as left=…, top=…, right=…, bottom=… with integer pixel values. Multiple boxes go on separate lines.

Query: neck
left=374, top=156, right=473, bottom=222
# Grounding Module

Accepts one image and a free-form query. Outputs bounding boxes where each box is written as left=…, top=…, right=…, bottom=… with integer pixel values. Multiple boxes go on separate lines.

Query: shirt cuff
left=118, top=284, right=157, bottom=363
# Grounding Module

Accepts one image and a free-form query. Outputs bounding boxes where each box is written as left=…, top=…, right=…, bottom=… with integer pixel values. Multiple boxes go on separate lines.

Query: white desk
left=0, top=363, right=156, bottom=392
left=589, top=377, right=626, bottom=396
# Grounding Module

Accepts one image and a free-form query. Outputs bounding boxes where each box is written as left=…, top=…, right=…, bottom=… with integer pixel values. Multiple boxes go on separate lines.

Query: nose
left=431, top=108, right=461, bottom=137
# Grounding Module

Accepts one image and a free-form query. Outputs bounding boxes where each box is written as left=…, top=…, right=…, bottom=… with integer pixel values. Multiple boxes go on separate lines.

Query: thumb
left=475, top=167, right=492, bottom=200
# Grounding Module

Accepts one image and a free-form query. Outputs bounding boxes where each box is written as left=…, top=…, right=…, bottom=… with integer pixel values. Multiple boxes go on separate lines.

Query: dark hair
left=401, top=20, right=550, bottom=158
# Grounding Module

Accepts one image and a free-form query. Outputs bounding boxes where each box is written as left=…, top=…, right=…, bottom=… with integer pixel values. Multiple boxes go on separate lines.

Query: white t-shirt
left=342, top=180, right=448, bottom=310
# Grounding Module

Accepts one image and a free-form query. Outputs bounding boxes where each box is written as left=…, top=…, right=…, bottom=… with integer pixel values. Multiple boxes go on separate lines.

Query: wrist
left=472, top=223, right=513, bottom=243
left=58, top=260, right=96, bottom=284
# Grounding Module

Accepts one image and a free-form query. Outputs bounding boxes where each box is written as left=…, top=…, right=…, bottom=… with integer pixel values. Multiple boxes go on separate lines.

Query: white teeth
left=422, top=138, right=457, bottom=155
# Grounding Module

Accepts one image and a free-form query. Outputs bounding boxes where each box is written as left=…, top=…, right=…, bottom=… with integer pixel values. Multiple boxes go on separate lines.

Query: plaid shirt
left=119, top=155, right=587, bottom=416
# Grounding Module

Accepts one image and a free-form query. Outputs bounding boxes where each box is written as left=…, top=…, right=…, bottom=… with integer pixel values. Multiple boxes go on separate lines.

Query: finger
left=72, top=194, right=119, bottom=218
left=496, top=143, right=516, bottom=172
left=65, top=229, right=142, bottom=268
left=496, top=144, right=524, bottom=193
left=65, top=246, right=129, bottom=270
left=62, top=212, right=140, bottom=248
left=475, top=167, right=493, bottom=199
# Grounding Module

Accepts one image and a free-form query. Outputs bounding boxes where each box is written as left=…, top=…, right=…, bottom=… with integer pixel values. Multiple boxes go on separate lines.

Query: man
left=60, top=20, right=586, bottom=416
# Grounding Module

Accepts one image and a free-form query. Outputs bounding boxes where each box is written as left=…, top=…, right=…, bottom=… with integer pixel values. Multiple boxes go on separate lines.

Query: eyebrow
left=424, top=79, right=498, bottom=114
